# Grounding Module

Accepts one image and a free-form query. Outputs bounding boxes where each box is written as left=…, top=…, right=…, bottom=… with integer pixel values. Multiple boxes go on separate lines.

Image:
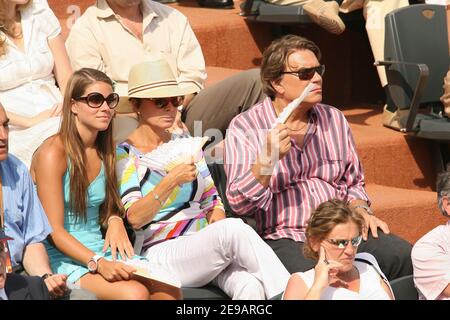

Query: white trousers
left=142, top=218, right=290, bottom=299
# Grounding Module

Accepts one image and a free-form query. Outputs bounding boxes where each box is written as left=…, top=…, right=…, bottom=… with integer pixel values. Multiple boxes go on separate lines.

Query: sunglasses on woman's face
left=147, top=96, right=184, bottom=109
left=326, top=235, right=362, bottom=249
left=74, top=92, right=119, bottom=109
left=282, top=65, right=325, bottom=81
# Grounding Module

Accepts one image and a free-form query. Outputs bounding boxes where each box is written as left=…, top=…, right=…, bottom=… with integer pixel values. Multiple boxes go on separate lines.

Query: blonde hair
left=59, top=68, right=124, bottom=226
left=303, top=199, right=364, bottom=260
left=0, top=0, right=31, bottom=56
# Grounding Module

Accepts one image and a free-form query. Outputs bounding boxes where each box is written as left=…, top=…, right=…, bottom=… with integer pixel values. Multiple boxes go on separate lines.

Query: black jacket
left=4, top=273, right=50, bottom=300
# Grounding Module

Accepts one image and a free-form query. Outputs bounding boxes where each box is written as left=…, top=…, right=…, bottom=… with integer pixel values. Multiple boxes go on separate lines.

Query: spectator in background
left=0, top=0, right=72, bottom=167
left=225, top=34, right=413, bottom=281
left=0, top=230, right=50, bottom=300
left=411, top=169, right=450, bottom=300
left=65, top=0, right=265, bottom=144
left=283, top=200, right=394, bottom=300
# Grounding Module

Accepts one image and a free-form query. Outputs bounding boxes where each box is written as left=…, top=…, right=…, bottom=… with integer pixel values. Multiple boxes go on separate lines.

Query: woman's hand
left=103, top=217, right=134, bottom=261
left=97, top=259, right=136, bottom=282
left=30, top=103, right=62, bottom=126
left=310, top=246, right=343, bottom=294
left=167, top=162, right=198, bottom=186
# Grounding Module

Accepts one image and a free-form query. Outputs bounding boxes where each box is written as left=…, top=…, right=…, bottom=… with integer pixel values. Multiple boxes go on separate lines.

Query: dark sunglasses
left=326, top=235, right=362, bottom=249
left=282, top=65, right=325, bottom=81
left=147, top=96, right=184, bottom=109
left=74, top=92, right=119, bottom=109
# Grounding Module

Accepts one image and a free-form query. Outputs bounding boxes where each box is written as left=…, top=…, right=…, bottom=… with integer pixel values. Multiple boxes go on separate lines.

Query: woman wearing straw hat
left=116, top=59, right=290, bottom=300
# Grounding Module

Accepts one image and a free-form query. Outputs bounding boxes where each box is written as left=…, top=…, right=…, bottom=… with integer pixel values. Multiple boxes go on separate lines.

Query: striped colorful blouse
left=116, top=138, right=224, bottom=253
left=224, top=97, right=369, bottom=242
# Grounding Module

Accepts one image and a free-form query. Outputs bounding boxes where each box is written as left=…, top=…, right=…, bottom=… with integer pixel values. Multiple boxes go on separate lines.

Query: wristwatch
left=87, top=254, right=104, bottom=274
left=354, top=204, right=374, bottom=215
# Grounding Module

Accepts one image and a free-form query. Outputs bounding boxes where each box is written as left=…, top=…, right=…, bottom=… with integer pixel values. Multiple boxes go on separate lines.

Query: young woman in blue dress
left=30, top=68, right=181, bottom=300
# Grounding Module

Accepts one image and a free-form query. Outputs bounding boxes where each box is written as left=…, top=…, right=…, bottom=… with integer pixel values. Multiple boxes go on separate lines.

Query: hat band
left=128, top=80, right=179, bottom=96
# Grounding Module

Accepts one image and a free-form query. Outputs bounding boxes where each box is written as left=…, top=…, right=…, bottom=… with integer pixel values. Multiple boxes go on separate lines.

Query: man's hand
left=103, top=217, right=134, bottom=261
left=356, top=208, right=390, bottom=241
left=264, top=123, right=291, bottom=162
left=44, top=274, right=69, bottom=299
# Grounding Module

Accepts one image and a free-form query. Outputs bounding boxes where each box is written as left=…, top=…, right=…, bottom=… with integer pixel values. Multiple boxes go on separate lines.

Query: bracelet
left=152, top=191, right=164, bottom=206
left=41, top=273, right=53, bottom=280
left=107, top=215, right=123, bottom=225
left=354, top=204, right=374, bottom=216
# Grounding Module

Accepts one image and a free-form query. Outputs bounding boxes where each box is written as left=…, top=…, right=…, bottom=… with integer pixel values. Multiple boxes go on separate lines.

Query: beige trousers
left=264, top=0, right=410, bottom=86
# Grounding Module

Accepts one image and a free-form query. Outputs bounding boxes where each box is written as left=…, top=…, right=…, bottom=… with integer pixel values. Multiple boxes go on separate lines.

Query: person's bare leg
left=79, top=273, right=181, bottom=300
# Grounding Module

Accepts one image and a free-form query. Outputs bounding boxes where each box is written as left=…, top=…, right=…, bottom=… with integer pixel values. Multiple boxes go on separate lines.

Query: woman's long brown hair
left=0, top=0, right=31, bottom=56
left=60, top=68, right=124, bottom=226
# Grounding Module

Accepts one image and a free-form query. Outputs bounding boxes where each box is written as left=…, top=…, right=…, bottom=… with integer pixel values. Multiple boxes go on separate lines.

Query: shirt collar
left=95, top=0, right=116, bottom=19
left=95, top=0, right=158, bottom=20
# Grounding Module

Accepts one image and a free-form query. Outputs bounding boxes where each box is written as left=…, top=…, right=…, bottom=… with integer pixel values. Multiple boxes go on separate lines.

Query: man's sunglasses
left=282, top=65, right=325, bottom=81
left=147, top=96, right=184, bottom=109
left=74, top=92, right=119, bottom=109
left=326, top=235, right=362, bottom=249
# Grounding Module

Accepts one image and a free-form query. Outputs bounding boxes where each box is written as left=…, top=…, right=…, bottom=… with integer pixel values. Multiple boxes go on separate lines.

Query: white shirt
left=412, top=221, right=450, bottom=300
left=0, top=288, right=8, bottom=300
left=291, top=253, right=392, bottom=300
left=0, top=0, right=62, bottom=119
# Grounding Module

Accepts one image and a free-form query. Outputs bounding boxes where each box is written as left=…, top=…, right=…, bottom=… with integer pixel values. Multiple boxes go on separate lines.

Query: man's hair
left=260, top=34, right=322, bottom=100
left=303, top=199, right=364, bottom=260
left=436, top=169, right=450, bottom=217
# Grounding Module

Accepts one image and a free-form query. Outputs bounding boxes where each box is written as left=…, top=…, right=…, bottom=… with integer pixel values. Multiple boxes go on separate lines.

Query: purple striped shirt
left=224, top=97, right=369, bottom=242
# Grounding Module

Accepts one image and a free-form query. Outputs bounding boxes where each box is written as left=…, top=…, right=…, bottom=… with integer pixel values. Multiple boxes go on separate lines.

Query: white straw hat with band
left=115, top=59, right=198, bottom=113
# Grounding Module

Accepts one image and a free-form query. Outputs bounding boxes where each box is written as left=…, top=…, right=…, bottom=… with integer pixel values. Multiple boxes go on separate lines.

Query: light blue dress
left=45, top=163, right=143, bottom=283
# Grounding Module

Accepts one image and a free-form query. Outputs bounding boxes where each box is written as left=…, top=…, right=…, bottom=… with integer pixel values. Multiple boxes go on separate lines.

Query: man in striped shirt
left=224, top=34, right=412, bottom=281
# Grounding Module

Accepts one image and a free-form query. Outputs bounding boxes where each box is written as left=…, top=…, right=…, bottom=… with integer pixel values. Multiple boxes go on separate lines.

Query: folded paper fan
left=139, top=136, right=209, bottom=171
left=274, top=82, right=316, bottom=127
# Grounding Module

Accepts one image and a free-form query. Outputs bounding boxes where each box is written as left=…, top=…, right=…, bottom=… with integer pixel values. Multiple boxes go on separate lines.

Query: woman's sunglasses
left=74, top=92, right=119, bottom=109
left=147, top=96, right=184, bottom=109
left=326, top=235, right=362, bottom=249
left=282, top=65, right=325, bottom=81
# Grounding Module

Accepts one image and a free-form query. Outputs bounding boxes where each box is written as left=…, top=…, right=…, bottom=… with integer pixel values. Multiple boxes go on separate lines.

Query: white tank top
left=293, top=253, right=393, bottom=300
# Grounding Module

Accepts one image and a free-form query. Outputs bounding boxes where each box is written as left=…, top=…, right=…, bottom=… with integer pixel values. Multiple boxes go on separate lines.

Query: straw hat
left=115, top=59, right=199, bottom=113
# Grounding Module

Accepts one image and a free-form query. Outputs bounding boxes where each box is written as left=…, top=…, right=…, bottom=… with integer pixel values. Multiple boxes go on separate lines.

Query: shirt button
left=311, top=188, right=315, bottom=192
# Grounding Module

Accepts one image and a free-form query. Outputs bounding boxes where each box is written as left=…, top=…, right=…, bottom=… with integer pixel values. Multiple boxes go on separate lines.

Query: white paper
left=274, top=82, right=316, bottom=127
left=124, top=259, right=181, bottom=288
